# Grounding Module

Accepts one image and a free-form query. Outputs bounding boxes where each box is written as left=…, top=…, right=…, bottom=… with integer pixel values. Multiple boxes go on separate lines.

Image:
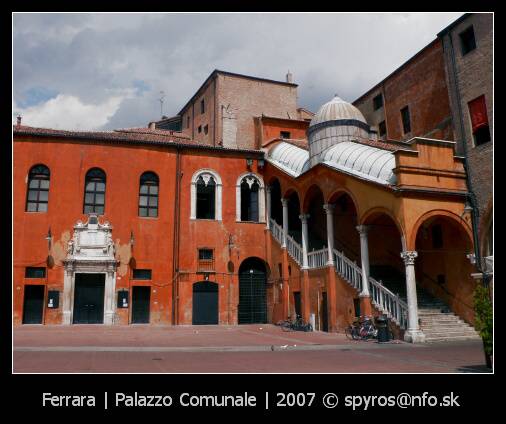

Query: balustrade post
left=401, top=251, right=425, bottom=343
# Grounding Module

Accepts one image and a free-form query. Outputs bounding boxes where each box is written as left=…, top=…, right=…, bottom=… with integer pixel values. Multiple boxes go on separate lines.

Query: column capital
left=356, top=224, right=370, bottom=236
left=265, top=185, right=272, bottom=193
left=299, top=213, right=310, bottom=222
left=323, top=203, right=335, bottom=214
left=281, top=198, right=289, bottom=207
left=401, top=250, right=418, bottom=265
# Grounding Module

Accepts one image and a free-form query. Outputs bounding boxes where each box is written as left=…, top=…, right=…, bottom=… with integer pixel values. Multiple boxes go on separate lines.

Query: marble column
left=281, top=198, right=289, bottom=248
left=401, top=250, right=425, bottom=343
left=300, top=214, right=310, bottom=269
left=265, top=185, right=272, bottom=230
left=323, top=204, right=335, bottom=265
left=356, top=225, right=371, bottom=297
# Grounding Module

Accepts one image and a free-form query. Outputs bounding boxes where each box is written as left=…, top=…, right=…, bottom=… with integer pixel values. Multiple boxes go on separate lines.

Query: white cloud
left=13, top=12, right=466, bottom=130
left=13, top=94, right=127, bottom=130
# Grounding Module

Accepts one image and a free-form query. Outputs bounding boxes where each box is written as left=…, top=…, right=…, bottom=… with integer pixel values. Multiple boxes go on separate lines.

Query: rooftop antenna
left=158, top=91, right=165, bottom=118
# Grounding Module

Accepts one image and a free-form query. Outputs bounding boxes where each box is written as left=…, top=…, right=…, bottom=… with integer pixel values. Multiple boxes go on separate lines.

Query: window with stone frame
left=240, top=176, right=260, bottom=222
left=400, top=106, right=411, bottom=134
left=196, top=174, right=216, bottom=219
left=139, top=171, right=159, bottom=217
left=83, top=168, right=106, bottom=215
left=373, top=93, right=383, bottom=110
left=198, top=248, right=214, bottom=271
left=459, top=25, right=476, bottom=56
left=26, top=164, right=50, bottom=212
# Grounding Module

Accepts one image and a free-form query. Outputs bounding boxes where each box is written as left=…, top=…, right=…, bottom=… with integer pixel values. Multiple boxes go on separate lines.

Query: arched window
left=83, top=168, right=106, bottom=215
left=139, top=172, right=159, bottom=217
left=196, top=174, right=216, bottom=219
left=26, top=164, right=50, bottom=212
left=235, top=173, right=265, bottom=223
left=240, top=176, right=260, bottom=221
left=190, top=170, right=222, bottom=220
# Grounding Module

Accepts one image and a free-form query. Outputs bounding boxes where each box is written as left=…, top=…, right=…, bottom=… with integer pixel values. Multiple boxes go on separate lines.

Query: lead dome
left=308, top=95, right=372, bottom=167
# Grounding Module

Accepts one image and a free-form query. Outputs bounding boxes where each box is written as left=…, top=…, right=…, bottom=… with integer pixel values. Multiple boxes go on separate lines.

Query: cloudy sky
left=13, top=12, right=462, bottom=131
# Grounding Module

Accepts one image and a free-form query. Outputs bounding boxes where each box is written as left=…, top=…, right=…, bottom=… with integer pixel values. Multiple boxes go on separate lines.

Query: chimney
left=286, top=70, right=293, bottom=84
left=149, top=122, right=156, bottom=130
left=16, top=115, right=22, bottom=126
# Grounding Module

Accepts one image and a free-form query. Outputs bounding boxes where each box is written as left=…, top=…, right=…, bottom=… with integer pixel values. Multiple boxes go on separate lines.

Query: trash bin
left=375, top=315, right=389, bottom=343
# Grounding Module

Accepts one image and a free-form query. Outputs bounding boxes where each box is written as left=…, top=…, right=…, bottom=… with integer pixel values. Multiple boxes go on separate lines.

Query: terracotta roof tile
left=13, top=125, right=262, bottom=154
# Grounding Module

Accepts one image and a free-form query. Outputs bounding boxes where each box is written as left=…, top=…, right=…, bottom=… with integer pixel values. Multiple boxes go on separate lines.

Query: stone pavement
left=13, top=324, right=491, bottom=373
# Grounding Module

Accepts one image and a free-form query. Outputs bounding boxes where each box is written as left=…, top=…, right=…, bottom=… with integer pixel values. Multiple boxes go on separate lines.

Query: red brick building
left=14, top=68, right=485, bottom=343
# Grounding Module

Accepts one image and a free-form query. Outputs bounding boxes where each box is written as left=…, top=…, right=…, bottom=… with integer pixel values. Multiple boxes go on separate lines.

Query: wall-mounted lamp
left=45, top=227, right=52, bottom=251
left=258, top=159, right=265, bottom=169
left=461, top=200, right=473, bottom=218
left=246, top=158, right=253, bottom=169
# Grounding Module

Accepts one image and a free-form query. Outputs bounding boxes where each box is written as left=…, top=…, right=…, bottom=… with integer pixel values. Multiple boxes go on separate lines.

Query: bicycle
left=345, top=315, right=377, bottom=340
left=277, top=315, right=313, bottom=332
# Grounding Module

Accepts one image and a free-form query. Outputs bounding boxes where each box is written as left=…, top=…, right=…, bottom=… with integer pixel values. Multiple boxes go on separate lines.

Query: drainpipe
left=171, top=149, right=182, bottom=324
left=445, top=32, right=486, bottom=285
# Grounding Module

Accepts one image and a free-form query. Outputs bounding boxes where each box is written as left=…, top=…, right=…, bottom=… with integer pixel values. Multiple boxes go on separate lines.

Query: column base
left=359, top=294, right=373, bottom=317
left=404, top=329, right=426, bottom=343
left=104, top=311, right=115, bottom=325
left=62, top=311, right=72, bottom=325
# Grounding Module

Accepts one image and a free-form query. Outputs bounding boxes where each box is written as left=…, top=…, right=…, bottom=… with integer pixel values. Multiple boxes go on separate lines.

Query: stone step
left=422, top=329, right=480, bottom=338
left=420, top=327, right=478, bottom=336
left=424, top=334, right=482, bottom=342
left=421, top=323, right=474, bottom=330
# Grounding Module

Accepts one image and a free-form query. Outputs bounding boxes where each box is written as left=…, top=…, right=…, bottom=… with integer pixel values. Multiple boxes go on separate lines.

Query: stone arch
left=360, top=206, right=407, bottom=249
left=327, top=187, right=361, bottom=220
left=408, top=209, right=473, bottom=251
left=326, top=189, right=360, bottom=262
left=235, top=172, right=265, bottom=222
left=412, top=210, right=476, bottom=324
left=190, top=168, right=222, bottom=220
left=301, top=184, right=327, bottom=250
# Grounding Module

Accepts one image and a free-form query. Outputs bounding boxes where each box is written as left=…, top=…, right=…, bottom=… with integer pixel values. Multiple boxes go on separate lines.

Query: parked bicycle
left=345, top=315, right=377, bottom=340
left=276, top=315, right=313, bottom=332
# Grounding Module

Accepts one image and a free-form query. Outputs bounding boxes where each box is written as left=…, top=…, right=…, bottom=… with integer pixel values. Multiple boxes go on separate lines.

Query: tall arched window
left=235, top=173, right=265, bottom=223
left=196, top=174, right=216, bottom=219
left=190, top=169, right=222, bottom=221
left=26, top=164, right=50, bottom=212
left=240, top=176, right=260, bottom=221
left=139, top=172, right=159, bottom=217
left=83, top=168, right=106, bottom=215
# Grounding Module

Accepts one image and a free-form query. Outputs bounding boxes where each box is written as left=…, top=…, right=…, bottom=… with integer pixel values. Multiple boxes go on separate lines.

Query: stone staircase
left=370, top=265, right=480, bottom=342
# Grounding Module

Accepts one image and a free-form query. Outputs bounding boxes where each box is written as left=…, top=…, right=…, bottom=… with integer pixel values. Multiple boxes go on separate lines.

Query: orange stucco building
left=13, top=70, right=484, bottom=343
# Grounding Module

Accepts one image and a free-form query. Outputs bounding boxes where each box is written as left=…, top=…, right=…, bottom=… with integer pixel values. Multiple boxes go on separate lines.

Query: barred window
left=26, top=164, right=50, bottom=212
left=139, top=172, right=159, bottom=217
left=83, top=168, right=106, bottom=215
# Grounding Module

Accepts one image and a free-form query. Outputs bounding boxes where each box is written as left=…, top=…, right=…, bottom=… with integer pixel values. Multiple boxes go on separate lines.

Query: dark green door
left=238, top=268, right=267, bottom=324
left=132, top=286, right=151, bottom=324
left=22, top=285, right=45, bottom=324
left=192, top=282, right=219, bottom=325
left=321, top=292, right=328, bottom=332
left=73, top=274, right=105, bottom=324
left=293, top=292, right=301, bottom=318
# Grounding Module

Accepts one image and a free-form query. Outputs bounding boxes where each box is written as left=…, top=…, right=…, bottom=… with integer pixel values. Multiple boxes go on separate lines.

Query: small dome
left=310, top=95, right=367, bottom=127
